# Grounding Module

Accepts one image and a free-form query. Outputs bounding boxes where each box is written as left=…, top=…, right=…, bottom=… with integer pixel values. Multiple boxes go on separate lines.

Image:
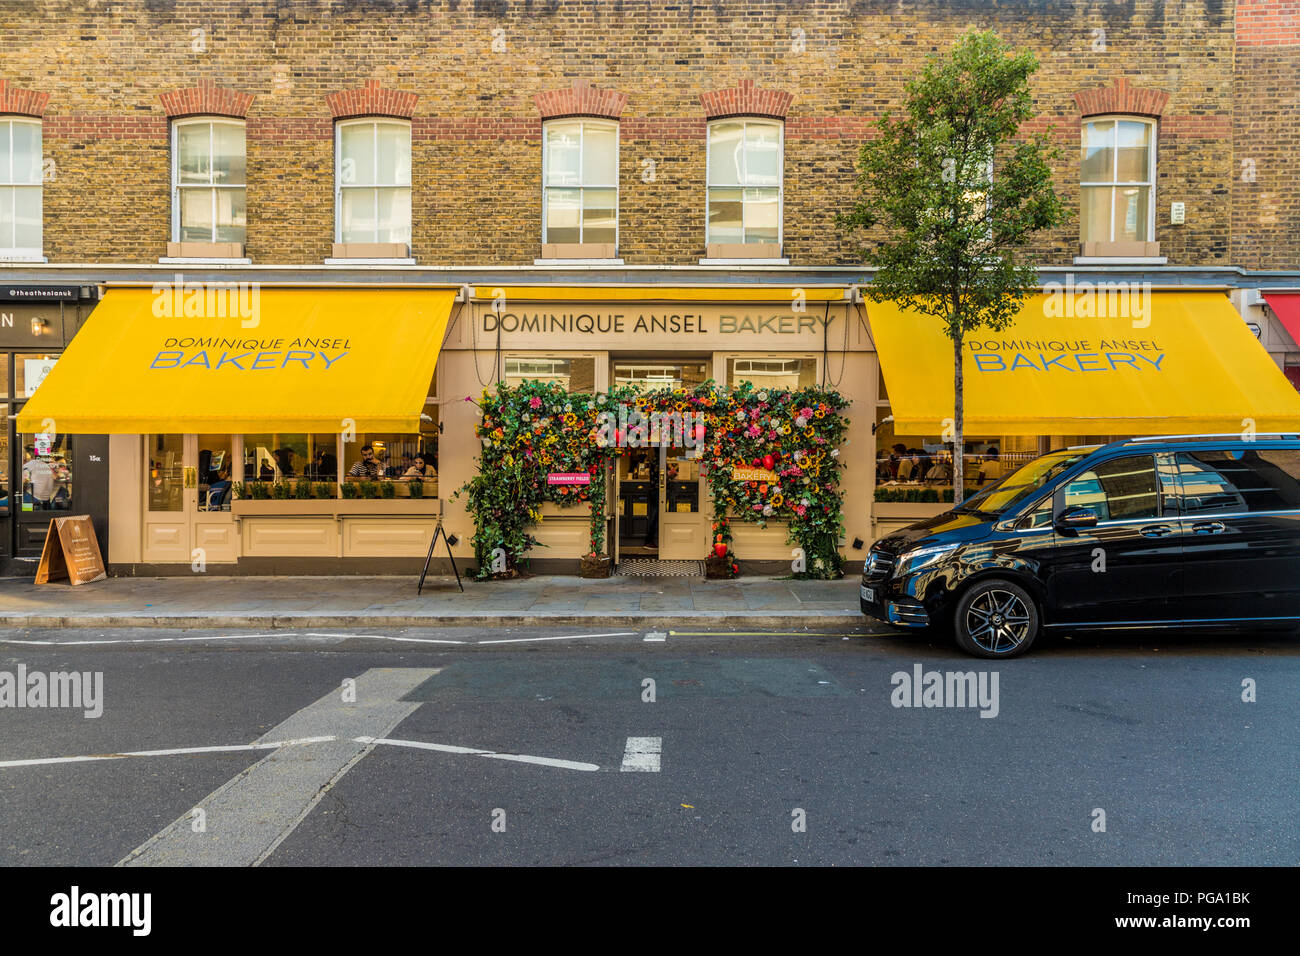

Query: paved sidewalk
left=0, top=574, right=863, bottom=630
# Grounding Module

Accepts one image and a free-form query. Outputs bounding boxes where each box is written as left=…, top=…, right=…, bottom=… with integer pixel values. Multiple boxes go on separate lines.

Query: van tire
left=952, top=578, right=1039, bottom=658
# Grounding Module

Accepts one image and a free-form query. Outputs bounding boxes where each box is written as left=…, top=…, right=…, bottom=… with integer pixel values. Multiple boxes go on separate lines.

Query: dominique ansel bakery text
left=150, top=337, right=350, bottom=371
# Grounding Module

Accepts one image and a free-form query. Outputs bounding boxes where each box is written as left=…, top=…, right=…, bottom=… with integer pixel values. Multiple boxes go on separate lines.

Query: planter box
left=538, top=501, right=593, bottom=518
left=872, top=502, right=951, bottom=520
left=580, top=554, right=611, bottom=578
left=233, top=499, right=441, bottom=517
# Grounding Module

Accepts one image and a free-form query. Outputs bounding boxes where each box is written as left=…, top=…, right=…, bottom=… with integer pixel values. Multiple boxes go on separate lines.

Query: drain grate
left=617, top=559, right=705, bottom=578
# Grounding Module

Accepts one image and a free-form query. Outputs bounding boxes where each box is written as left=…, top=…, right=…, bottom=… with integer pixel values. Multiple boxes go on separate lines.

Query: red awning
left=1264, top=292, right=1300, bottom=348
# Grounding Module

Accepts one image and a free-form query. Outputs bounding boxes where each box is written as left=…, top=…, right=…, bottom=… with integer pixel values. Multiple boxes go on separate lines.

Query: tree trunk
left=952, top=329, right=965, bottom=504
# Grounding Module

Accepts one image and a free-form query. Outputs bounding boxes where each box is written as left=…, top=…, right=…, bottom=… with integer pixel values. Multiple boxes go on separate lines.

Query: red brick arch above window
left=700, top=79, right=794, bottom=121
left=0, top=79, right=51, bottom=118
left=327, top=80, right=419, bottom=121
left=159, top=79, right=254, bottom=119
left=1073, top=77, right=1169, bottom=119
left=533, top=80, right=627, bottom=121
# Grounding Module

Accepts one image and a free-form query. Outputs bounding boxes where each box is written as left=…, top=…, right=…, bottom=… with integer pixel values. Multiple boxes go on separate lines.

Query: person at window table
left=22, top=446, right=55, bottom=509
left=348, top=444, right=385, bottom=480
left=403, top=453, right=436, bottom=480
left=976, top=446, right=1003, bottom=486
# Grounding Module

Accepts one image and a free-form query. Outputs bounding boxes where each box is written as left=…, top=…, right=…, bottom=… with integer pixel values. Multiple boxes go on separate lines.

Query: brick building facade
left=4, top=0, right=1300, bottom=578
left=0, top=0, right=1293, bottom=270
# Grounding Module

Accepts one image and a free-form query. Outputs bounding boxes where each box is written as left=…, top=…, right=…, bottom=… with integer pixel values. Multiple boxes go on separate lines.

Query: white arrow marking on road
left=116, top=668, right=439, bottom=867
left=0, top=633, right=289, bottom=646
left=356, top=736, right=599, bottom=772
left=0, top=736, right=337, bottom=769
left=304, top=632, right=467, bottom=644
left=477, top=631, right=637, bottom=645
left=620, top=736, right=662, bottom=772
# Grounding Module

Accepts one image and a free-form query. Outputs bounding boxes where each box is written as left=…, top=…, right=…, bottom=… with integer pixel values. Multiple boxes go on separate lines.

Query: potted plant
left=358, top=480, right=380, bottom=499
left=580, top=551, right=611, bottom=578
left=379, top=480, right=397, bottom=499
left=314, top=482, right=335, bottom=499
left=408, top=478, right=424, bottom=499
left=294, top=479, right=313, bottom=499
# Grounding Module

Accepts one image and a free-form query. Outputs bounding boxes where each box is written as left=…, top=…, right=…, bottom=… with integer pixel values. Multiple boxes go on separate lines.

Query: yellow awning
left=868, top=291, right=1300, bottom=435
left=472, top=285, right=848, bottom=303
left=17, top=286, right=458, bottom=434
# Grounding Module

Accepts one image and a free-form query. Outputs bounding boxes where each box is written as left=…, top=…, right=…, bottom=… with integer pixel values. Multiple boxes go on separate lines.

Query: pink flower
left=747, top=424, right=762, bottom=438
left=800, top=407, right=814, bottom=419
left=529, top=396, right=542, bottom=409
left=795, top=505, right=807, bottom=516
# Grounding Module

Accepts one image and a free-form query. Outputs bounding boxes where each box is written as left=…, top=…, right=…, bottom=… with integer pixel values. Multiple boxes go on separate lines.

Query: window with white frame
left=542, top=119, right=618, bottom=247
left=1080, top=117, right=1156, bottom=244
left=0, top=117, right=43, bottom=255
left=172, top=118, right=247, bottom=244
left=706, top=119, right=782, bottom=247
left=335, top=118, right=412, bottom=245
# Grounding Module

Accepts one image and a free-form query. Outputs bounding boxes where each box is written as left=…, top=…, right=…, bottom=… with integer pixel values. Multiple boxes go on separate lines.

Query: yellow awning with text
left=16, top=286, right=458, bottom=434
left=867, top=291, right=1300, bottom=435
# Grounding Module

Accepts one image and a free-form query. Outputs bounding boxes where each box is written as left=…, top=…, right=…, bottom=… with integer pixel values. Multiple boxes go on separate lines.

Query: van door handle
left=1139, top=524, right=1173, bottom=537
left=1191, top=521, right=1226, bottom=534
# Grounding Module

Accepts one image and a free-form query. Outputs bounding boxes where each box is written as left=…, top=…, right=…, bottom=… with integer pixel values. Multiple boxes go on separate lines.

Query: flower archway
left=458, top=379, right=850, bottom=579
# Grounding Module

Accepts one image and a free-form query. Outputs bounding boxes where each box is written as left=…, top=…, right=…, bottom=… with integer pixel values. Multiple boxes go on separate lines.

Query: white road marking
left=476, top=631, right=636, bottom=645
left=117, top=668, right=439, bottom=867
left=357, top=736, right=599, bottom=772
left=620, top=736, right=662, bottom=772
left=643, top=630, right=667, bottom=642
left=0, top=633, right=290, bottom=646
left=304, top=632, right=466, bottom=645
left=0, top=736, right=337, bottom=769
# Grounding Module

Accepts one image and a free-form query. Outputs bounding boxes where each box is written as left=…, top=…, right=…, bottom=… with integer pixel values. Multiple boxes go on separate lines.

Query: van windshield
left=954, top=449, right=1094, bottom=516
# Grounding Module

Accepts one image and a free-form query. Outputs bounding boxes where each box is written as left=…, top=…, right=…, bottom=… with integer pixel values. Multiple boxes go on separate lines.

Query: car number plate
left=860, top=585, right=875, bottom=603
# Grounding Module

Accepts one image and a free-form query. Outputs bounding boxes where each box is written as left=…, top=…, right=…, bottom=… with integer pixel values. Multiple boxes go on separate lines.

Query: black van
left=861, top=435, right=1300, bottom=657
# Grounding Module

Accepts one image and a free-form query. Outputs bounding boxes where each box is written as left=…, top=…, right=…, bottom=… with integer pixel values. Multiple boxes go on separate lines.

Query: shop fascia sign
left=480, top=307, right=839, bottom=337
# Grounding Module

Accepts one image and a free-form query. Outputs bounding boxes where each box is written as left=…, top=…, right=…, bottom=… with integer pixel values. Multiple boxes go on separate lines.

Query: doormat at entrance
left=617, top=559, right=705, bottom=578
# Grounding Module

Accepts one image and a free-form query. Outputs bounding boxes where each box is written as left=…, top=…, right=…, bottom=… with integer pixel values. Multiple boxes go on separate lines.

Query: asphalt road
left=0, top=623, right=1296, bottom=866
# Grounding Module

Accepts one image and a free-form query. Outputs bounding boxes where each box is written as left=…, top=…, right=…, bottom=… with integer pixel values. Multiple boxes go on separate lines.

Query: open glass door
left=143, top=434, right=238, bottom=565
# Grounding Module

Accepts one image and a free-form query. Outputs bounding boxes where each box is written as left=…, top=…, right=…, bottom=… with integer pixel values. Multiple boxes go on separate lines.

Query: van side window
left=1061, top=455, right=1159, bottom=521
left=1175, top=449, right=1300, bottom=515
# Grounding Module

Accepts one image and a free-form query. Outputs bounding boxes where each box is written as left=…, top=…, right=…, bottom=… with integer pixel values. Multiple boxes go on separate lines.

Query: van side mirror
left=1054, top=505, right=1099, bottom=530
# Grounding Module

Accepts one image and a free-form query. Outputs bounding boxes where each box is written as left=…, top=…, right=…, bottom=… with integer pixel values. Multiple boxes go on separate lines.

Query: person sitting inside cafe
left=896, top=449, right=917, bottom=482
left=403, top=452, right=437, bottom=480
left=976, top=446, right=1003, bottom=485
left=348, top=444, right=385, bottom=480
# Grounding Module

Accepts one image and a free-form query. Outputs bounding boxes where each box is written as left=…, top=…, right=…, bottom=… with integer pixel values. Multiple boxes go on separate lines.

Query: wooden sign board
left=35, top=515, right=107, bottom=586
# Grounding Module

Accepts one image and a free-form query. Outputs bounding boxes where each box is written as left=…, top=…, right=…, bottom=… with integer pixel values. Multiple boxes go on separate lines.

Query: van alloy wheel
left=953, top=579, right=1039, bottom=658
left=965, top=589, right=1031, bottom=653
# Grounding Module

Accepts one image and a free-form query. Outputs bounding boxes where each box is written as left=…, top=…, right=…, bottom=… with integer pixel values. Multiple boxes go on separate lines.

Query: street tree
left=840, top=29, right=1068, bottom=500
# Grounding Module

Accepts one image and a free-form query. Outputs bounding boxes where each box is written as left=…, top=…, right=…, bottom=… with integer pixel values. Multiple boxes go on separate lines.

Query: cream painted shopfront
left=24, top=281, right=1299, bottom=576
left=81, top=285, right=879, bottom=574
left=438, top=287, right=876, bottom=572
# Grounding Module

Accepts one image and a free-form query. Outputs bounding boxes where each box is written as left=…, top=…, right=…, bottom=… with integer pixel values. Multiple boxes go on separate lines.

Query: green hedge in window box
left=313, top=482, right=335, bottom=499
left=270, top=481, right=291, bottom=500
left=408, top=479, right=424, bottom=499
left=874, top=486, right=956, bottom=504
left=379, top=481, right=397, bottom=499
left=341, top=482, right=361, bottom=500
left=358, top=480, right=380, bottom=499
left=293, top=479, right=313, bottom=499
